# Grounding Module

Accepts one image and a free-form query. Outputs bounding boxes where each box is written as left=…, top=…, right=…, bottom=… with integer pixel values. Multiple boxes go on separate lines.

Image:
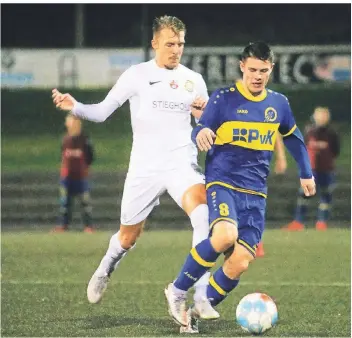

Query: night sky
left=1, top=3, right=351, bottom=47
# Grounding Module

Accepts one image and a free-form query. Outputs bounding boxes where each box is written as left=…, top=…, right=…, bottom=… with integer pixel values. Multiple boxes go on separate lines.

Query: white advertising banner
left=1, top=45, right=350, bottom=89
left=1, top=48, right=144, bottom=89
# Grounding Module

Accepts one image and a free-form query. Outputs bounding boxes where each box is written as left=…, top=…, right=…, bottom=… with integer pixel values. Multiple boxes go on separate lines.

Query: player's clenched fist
left=300, top=177, right=316, bottom=197
left=196, top=128, right=216, bottom=151
left=52, top=88, right=76, bottom=111
left=191, top=96, right=207, bottom=120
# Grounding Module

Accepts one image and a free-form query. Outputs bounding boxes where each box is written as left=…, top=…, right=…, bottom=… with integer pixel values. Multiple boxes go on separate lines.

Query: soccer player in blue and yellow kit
left=164, top=42, right=316, bottom=328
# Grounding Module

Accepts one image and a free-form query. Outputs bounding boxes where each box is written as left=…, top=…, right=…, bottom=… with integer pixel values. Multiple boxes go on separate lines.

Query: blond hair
left=152, top=15, right=186, bottom=36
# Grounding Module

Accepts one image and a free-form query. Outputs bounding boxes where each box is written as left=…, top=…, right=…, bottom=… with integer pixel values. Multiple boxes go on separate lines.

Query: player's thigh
left=182, top=183, right=207, bottom=216
left=236, top=192, right=266, bottom=258
left=207, top=186, right=239, bottom=233
left=207, top=186, right=239, bottom=251
left=120, top=174, right=165, bottom=226
left=166, top=166, right=205, bottom=212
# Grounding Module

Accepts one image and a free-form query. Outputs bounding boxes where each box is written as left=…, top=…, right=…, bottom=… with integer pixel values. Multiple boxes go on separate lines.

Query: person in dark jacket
left=284, top=106, right=340, bottom=231
left=52, top=114, right=95, bottom=233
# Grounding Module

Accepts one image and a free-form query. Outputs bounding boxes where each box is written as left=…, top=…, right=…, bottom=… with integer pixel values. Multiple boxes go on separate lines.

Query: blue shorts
left=60, top=177, right=89, bottom=195
left=207, top=185, right=266, bottom=257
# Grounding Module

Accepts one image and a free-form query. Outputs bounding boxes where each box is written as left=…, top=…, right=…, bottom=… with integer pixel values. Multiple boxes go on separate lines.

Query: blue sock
left=318, top=193, right=332, bottom=222
left=318, top=202, right=330, bottom=221
left=207, top=267, right=239, bottom=306
left=174, top=239, right=220, bottom=291
left=295, top=193, right=308, bottom=223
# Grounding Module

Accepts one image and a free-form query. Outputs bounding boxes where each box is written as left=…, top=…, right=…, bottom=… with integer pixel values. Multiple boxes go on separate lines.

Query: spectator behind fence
left=283, top=106, right=340, bottom=231
left=52, top=114, right=95, bottom=233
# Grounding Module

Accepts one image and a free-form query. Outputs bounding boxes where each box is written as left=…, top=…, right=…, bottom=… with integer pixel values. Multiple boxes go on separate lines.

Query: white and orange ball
left=236, top=293, right=278, bottom=334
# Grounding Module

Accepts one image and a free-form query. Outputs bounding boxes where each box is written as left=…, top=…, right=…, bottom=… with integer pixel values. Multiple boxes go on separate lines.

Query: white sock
left=189, top=204, right=211, bottom=301
left=95, top=231, right=130, bottom=277
left=172, top=283, right=188, bottom=298
left=194, top=272, right=211, bottom=301
left=190, top=204, right=210, bottom=247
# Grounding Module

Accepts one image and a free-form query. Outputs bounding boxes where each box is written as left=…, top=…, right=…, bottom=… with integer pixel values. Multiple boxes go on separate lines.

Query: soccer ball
left=236, top=293, right=278, bottom=334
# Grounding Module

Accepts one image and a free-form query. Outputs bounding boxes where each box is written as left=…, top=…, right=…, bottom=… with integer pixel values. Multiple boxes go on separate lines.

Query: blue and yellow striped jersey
left=197, top=81, right=297, bottom=198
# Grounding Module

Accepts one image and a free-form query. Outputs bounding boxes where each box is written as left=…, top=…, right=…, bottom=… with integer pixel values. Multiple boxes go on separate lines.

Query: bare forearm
left=275, top=134, right=286, bottom=160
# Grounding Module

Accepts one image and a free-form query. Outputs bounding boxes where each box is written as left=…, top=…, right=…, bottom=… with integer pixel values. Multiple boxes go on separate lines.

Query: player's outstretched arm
left=52, top=66, right=136, bottom=123
left=52, top=88, right=121, bottom=123
left=52, top=86, right=124, bottom=123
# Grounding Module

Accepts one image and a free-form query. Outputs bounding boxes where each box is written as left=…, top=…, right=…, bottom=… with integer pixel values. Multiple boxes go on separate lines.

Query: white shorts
left=120, top=165, right=205, bottom=225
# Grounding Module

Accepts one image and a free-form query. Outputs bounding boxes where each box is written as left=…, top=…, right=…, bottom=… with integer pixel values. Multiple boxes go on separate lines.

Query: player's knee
left=237, top=259, right=250, bottom=274
left=221, top=222, right=238, bottom=247
left=211, top=221, right=238, bottom=251
left=82, top=191, right=90, bottom=203
left=224, top=256, right=251, bottom=279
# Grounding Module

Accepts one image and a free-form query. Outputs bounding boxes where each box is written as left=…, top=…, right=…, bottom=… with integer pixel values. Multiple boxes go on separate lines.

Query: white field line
left=1, top=280, right=349, bottom=287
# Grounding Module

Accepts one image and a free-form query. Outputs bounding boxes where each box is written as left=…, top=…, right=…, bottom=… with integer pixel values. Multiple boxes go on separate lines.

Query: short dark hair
left=241, top=42, right=274, bottom=63
left=152, top=15, right=186, bottom=36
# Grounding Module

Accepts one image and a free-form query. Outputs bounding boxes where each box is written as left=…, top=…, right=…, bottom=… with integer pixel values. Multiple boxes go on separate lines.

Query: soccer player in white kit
left=52, top=15, right=219, bottom=320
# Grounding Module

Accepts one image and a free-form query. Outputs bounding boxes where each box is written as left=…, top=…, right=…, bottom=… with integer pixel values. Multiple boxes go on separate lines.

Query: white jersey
left=72, top=59, right=208, bottom=175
